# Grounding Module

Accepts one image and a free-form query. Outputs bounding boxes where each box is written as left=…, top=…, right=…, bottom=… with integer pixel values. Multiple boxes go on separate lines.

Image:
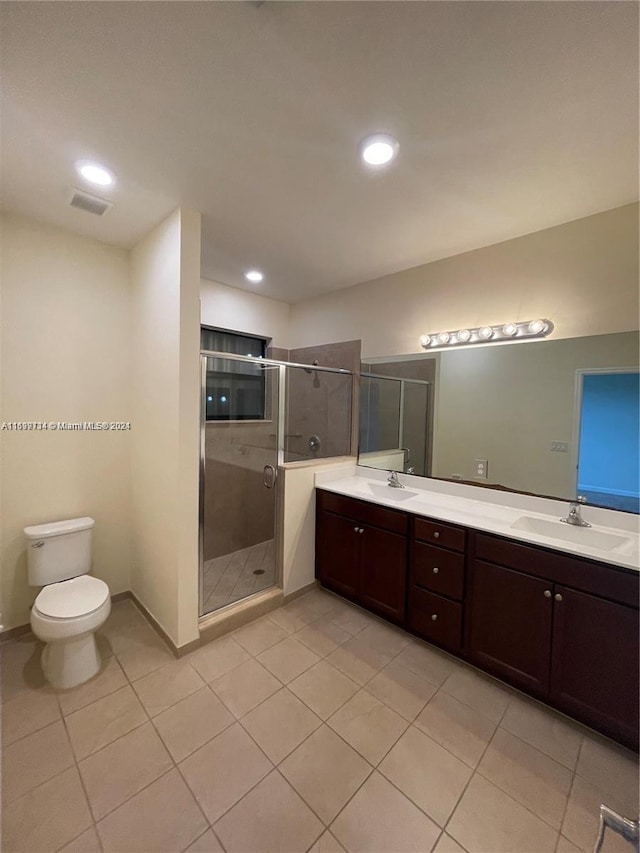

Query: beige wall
left=0, top=213, right=132, bottom=631
left=130, top=208, right=201, bottom=648
left=289, top=204, right=639, bottom=358
left=200, top=277, right=290, bottom=348
left=433, top=331, right=640, bottom=500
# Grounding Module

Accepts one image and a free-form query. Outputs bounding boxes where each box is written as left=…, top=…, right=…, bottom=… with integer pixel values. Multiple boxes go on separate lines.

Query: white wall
left=289, top=204, right=639, bottom=358
left=200, top=277, right=290, bottom=348
left=130, top=208, right=201, bottom=648
left=0, top=213, right=132, bottom=631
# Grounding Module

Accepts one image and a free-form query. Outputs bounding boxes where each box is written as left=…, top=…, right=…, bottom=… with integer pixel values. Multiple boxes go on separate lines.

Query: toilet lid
left=35, top=576, right=109, bottom=619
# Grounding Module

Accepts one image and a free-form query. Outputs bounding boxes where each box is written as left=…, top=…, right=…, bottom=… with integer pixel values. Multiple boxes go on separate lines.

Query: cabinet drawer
left=414, top=517, right=465, bottom=553
left=408, top=588, right=462, bottom=651
left=413, top=542, right=465, bottom=601
left=318, top=490, right=408, bottom=535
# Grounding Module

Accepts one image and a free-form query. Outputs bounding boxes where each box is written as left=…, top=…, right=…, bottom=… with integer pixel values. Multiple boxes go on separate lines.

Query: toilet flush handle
left=32, top=540, right=45, bottom=548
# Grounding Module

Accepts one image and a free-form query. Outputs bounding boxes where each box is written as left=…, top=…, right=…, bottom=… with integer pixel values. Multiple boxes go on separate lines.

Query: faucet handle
left=576, top=495, right=588, bottom=504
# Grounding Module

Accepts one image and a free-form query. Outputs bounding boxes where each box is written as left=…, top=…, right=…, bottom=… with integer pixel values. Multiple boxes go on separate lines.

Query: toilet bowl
left=25, top=516, right=111, bottom=690
left=30, top=576, right=111, bottom=689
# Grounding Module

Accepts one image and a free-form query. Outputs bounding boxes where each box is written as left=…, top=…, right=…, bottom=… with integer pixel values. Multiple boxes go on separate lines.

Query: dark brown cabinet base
left=315, top=488, right=639, bottom=751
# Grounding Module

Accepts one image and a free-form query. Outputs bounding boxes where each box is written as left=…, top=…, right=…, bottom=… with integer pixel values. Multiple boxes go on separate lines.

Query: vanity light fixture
left=360, top=133, right=399, bottom=166
left=245, top=270, right=264, bottom=283
left=419, top=319, right=553, bottom=351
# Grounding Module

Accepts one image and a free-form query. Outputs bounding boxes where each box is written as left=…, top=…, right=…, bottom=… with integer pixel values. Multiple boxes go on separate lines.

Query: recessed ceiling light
left=245, top=270, right=263, bottom=283
left=75, top=161, right=115, bottom=188
left=359, top=133, right=399, bottom=166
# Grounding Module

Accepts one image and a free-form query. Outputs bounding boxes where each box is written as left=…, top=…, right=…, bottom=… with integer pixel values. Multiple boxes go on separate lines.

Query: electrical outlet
left=551, top=441, right=568, bottom=452
left=474, top=458, right=488, bottom=479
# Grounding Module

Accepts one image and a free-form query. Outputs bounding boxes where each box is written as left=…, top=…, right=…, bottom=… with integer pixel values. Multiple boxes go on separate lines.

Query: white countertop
left=315, top=466, right=640, bottom=573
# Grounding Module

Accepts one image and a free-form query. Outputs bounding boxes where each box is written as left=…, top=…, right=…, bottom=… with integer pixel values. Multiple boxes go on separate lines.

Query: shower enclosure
left=359, top=373, right=431, bottom=476
left=199, top=352, right=353, bottom=617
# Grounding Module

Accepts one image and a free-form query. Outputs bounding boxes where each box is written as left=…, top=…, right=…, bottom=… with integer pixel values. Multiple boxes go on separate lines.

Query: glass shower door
left=200, top=354, right=280, bottom=616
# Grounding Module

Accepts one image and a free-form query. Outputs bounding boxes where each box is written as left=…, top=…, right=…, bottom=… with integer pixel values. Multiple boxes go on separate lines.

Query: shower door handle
left=263, top=465, right=277, bottom=489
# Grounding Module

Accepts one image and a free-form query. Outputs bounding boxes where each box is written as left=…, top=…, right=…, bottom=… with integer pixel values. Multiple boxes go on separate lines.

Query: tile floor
left=201, top=540, right=276, bottom=614
left=1, top=588, right=638, bottom=853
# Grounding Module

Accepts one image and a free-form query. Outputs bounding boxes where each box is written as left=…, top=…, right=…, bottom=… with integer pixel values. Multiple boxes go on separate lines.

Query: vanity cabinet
left=315, top=490, right=408, bottom=622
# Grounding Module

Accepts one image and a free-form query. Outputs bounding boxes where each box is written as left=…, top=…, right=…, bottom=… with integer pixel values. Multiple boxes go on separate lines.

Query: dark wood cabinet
left=315, top=488, right=639, bottom=750
left=315, top=490, right=407, bottom=622
left=550, top=586, right=639, bottom=747
left=467, top=560, right=553, bottom=695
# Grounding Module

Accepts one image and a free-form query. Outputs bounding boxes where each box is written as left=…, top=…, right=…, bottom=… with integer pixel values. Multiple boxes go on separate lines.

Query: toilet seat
left=34, top=576, right=109, bottom=619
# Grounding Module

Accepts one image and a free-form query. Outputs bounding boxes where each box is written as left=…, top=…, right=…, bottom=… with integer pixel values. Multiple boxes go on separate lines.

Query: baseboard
left=127, top=592, right=179, bottom=658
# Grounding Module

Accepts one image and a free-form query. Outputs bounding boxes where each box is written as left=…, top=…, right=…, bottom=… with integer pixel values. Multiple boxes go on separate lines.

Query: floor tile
left=180, top=723, right=272, bottom=823
left=294, top=619, right=352, bottom=658
left=309, top=830, right=347, bottom=853
left=268, top=598, right=322, bottom=634
left=327, top=689, right=408, bottom=765
left=357, top=621, right=411, bottom=657
left=78, top=721, right=173, bottom=820
left=366, top=657, right=438, bottom=720
left=433, top=833, right=467, bottom=853
left=556, top=837, right=583, bottom=853
left=97, top=769, right=208, bottom=852
left=184, top=829, right=225, bottom=852
left=1, top=687, right=60, bottom=746
left=501, top=695, right=583, bottom=769
left=441, top=667, right=511, bottom=723
left=233, top=617, right=289, bottom=656
left=0, top=636, right=47, bottom=703
left=331, top=771, right=440, bottom=853
left=289, top=660, right=359, bottom=720
left=115, top=633, right=175, bottom=682
left=214, top=770, right=324, bottom=853
left=576, top=733, right=639, bottom=794
left=447, top=774, right=558, bottom=853
left=477, top=728, right=572, bottom=829
left=211, top=658, right=281, bottom=717
left=257, top=636, right=320, bottom=683
left=132, top=658, right=205, bottom=717
left=280, top=725, right=371, bottom=823
left=2, top=766, right=92, bottom=853
left=379, top=726, right=472, bottom=827
left=65, top=683, right=147, bottom=760
left=415, top=690, right=497, bottom=767
left=325, top=601, right=375, bottom=636
left=326, top=635, right=393, bottom=686
left=153, top=685, right=234, bottom=761
left=241, top=687, right=321, bottom=763
left=2, top=719, right=74, bottom=803
left=188, top=635, right=250, bottom=682
left=562, top=773, right=639, bottom=853
left=57, top=655, right=127, bottom=715
left=393, top=641, right=457, bottom=687
left=58, top=825, right=102, bottom=853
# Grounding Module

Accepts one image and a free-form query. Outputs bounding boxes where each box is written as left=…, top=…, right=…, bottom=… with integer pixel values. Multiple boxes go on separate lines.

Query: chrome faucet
left=560, top=496, right=591, bottom=528
left=387, top=470, right=405, bottom=489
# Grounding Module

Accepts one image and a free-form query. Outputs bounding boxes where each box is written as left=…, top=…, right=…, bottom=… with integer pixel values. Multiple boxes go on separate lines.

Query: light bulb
left=360, top=133, right=400, bottom=166
left=456, top=329, right=471, bottom=343
left=437, top=332, right=451, bottom=345
left=245, top=270, right=263, bottom=283
left=419, top=335, right=431, bottom=349
left=76, top=161, right=115, bottom=187
left=478, top=326, right=494, bottom=340
left=502, top=323, right=518, bottom=337
left=529, top=319, right=546, bottom=335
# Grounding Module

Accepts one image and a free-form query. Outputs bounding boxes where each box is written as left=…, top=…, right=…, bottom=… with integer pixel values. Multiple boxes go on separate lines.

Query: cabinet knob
left=554, top=593, right=563, bottom=603
left=354, top=526, right=359, bottom=533
left=433, top=531, right=440, bottom=539
left=432, top=567, right=439, bottom=574
left=431, top=614, right=438, bottom=621
left=544, top=589, right=552, bottom=598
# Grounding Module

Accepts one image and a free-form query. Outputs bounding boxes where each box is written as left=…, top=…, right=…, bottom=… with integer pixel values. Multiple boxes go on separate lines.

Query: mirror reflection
left=359, top=331, right=639, bottom=513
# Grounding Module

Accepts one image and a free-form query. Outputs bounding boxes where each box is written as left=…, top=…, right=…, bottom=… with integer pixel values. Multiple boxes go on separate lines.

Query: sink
left=510, top=515, right=631, bottom=551
left=360, top=483, right=419, bottom=502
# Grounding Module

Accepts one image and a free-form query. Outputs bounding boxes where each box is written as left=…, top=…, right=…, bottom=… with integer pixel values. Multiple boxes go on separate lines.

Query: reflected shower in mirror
left=359, top=330, right=639, bottom=513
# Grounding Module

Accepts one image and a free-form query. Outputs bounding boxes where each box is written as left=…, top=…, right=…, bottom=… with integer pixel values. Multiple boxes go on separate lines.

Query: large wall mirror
left=359, top=331, right=639, bottom=513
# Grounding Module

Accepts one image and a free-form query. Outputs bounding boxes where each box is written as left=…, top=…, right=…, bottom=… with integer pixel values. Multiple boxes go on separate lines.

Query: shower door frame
left=199, top=350, right=352, bottom=618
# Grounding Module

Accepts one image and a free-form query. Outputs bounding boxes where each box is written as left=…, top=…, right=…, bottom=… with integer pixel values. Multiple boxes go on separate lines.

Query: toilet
left=25, top=516, right=110, bottom=690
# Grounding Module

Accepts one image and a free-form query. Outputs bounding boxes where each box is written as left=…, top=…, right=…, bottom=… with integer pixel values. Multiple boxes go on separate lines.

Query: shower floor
left=202, top=539, right=276, bottom=614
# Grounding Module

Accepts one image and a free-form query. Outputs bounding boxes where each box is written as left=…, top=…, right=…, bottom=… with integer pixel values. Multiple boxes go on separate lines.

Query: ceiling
left=1, top=2, right=638, bottom=303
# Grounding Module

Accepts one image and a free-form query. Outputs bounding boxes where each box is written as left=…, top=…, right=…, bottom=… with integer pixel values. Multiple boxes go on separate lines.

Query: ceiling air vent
left=69, top=189, right=112, bottom=216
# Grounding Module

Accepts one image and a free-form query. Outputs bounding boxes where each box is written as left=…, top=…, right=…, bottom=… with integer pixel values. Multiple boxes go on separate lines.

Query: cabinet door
left=468, top=560, right=553, bottom=695
left=550, top=586, right=639, bottom=749
left=316, top=511, right=361, bottom=600
left=360, top=526, right=407, bottom=623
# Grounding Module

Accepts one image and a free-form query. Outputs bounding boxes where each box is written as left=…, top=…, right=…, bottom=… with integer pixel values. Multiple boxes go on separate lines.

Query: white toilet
left=25, top=516, right=111, bottom=690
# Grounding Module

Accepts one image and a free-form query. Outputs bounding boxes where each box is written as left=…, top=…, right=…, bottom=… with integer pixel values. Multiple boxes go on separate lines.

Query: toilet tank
left=24, top=517, right=95, bottom=586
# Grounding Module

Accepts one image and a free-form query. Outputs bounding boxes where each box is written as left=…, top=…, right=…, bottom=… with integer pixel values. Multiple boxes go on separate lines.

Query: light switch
left=551, top=441, right=568, bottom=452
left=474, top=458, right=488, bottom=479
